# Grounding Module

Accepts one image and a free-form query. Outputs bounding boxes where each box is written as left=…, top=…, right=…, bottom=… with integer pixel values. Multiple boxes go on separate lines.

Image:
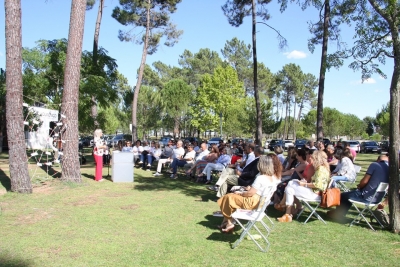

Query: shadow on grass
left=0, top=167, right=11, bottom=191
left=0, top=251, right=32, bottom=267
left=133, top=171, right=218, bottom=199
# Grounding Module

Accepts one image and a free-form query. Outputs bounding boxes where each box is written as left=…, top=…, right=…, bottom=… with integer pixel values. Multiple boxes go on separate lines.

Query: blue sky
left=0, top=0, right=392, bottom=120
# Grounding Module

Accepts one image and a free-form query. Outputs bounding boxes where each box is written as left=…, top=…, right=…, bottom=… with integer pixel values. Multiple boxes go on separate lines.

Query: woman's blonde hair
left=311, top=150, right=329, bottom=171
left=94, top=129, right=102, bottom=139
left=258, top=154, right=282, bottom=178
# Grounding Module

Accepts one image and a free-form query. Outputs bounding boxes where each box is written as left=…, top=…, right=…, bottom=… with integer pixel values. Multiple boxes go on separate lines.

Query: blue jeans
left=171, top=158, right=186, bottom=174
left=336, top=190, right=369, bottom=215
left=331, top=175, right=350, bottom=187
left=147, top=155, right=156, bottom=166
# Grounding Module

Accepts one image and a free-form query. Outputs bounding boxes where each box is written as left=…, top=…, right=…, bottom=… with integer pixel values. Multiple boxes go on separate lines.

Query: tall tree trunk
left=293, top=96, right=296, bottom=141
left=5, top=0, right=32, bottom=193
left=60, top=0, right=86, bottom=183
left=316, top=0, right=330, bottom=140
left=297, top=100, right=304, bottom=121
left=91, top=0, right=104, bottom=128
left=132, top=0, right=150, bottom=142
left=387, top=19, right=400, bottom=233
left=251, top=0, right=262, bottom=145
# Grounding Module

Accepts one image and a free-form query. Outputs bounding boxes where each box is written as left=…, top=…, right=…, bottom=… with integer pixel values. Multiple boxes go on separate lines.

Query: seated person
left=189, top=145, right=219, bottom=180
left=153, top=140, right=184, bottom=176
left=343, top=141, right=357, bottom=162
left=139, top=141, right=151, bottom=166
left=280, top=149, right=308, bottom=182
left=277, top=150, right=330, bottom=222
left=216, top=154, right=282, bottom=232
left=192, top=141, right=200, bottom=152
left=326, top=145, right=338, bottom=172
left=283, top=147, right=297, bottom=171
left=231, top=143, right=245, bottom=165
left=200, top=148, right=231, bottom=184
left=160, top=140, right=174, bottom=159
left=185, top=142, right=209, bottom=176
left=305, top=140, right=317, bottom=150
left=208, top=146, right=264, bottom=198
left=131, top=140, right=143, bottom=163
left=331, top=148, right=356, bottom=186
left=327, top=154, right=389, bottom=220
left=274, top=149, right=315, bottom=210
left=274, top=146, right=285, bottom=165
left=317, top=140, right=325, bottom=151
left=146, top=142, right=161, bottom=171
left=169, top=144, right=196, bottom=179
left=121, top=141, right=132, bottom=152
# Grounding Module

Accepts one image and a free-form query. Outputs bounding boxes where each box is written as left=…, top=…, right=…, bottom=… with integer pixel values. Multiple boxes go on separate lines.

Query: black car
left=268, top=139, right=284, bottom=151
left=360, top=141, right=382, bottom=153
left=294, top=139, right=307, bottom=150
left=184, top=137, right=202, bottom=144
left=380, top=140, right=389, bottom=151
left=80, top=136, right=92, bottom=147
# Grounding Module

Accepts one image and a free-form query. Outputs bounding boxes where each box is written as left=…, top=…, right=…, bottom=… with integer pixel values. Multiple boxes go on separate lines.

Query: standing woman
left=93, top=129, right=107, bottom=182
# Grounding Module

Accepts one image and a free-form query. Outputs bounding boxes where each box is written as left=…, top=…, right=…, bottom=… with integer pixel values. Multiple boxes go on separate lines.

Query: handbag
left=320, top=180, right=341, bottom=208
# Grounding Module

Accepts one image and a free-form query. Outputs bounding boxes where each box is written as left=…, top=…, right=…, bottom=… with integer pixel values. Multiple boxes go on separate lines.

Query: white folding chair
left=296, top=196, right=326, bottom=224
left=348, top=182, right=389, bottom=231
left=231, top=186, right=276, bottom=252
left=336, top=165, right=361, bottom=192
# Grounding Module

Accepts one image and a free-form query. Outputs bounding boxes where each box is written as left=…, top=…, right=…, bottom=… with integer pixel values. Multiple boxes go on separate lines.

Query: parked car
left=347, top=140, right=361, bottom=153
left=294, top=139, right=307, bottom=150
left=184, top=137, right=202, bottom=144
left=380, top=140, right=389, bottom=151
left=207, top=137, right=224, bottom=148
left=80, top=136, right=92, bottom=147
left=284, top=140, right=294, bottom=151
left=158, top=136, right=174, bottom=148
left=268, top=139, right=284, bottom=151
left=108, top=134, right=132, bottom=148
left=360, top=141, right=382, bottom=153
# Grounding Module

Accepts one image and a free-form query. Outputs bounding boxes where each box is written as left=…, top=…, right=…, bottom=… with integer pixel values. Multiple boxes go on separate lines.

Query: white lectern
left=112, top=151, right=134, bottom=182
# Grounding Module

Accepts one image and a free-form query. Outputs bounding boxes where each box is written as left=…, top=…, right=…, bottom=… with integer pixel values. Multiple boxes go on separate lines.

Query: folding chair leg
left=232, top=219, right=270, bottom=252
left=349, top=205, right=377, bottom=231
left=297, top=201, right=326, bottom=224
left=336, top=181, right=350, bottom=192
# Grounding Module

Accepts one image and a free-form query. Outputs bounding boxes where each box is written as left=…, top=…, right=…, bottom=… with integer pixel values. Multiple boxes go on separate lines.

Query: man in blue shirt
left=327, top=154, right=389, bottom=220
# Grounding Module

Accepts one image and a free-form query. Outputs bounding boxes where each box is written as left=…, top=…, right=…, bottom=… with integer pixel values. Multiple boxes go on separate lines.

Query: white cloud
left=283, top=50, right=307, bottom=59
left=351, top=78, right=377, bottom=85
left=364, top=78, right=376, bottom=84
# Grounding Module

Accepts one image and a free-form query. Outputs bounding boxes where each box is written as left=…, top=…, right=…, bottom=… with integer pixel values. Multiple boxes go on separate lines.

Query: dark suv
left=380, top=141, right=389, bottom=151
left=294, top=139, right=307, bottom=150
left=108, top=134, right=132, bottom=148
left=268, top=139, right=284, bottom=151
left=360, top=141, right=381, bottom=154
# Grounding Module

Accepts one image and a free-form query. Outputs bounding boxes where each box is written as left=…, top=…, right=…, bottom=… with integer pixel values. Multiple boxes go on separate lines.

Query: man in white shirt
left=169, top=144, right=196, bottom=179
left=154, top=140, right=184, bottom=176
left=236, top=144, right=255, bottom=172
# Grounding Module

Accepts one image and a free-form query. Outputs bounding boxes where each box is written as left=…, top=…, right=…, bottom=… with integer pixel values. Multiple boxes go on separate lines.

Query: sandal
left=274, top=203, right=286, bottom=212
left=277, top=214, right=292, bottom=223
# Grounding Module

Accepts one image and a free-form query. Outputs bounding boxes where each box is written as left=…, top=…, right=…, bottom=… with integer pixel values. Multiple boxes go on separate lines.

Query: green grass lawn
left=0, top=151, right=399, bottom=267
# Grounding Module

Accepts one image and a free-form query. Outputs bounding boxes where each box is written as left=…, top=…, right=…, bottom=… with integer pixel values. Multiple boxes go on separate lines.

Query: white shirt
left=94, top=138, right=104, bottom=156
left=252, top=174, right=279, bottom=196
left=142, top=145, right=151, bottom=152
left=183, top=150, right=196, bottom=164
left=132, top=145, right=143, bottom=155
left=152, top=148, right=162, bottom=159
left=173, top=147, right=185, bottom=159
left=196, top=149, right=210, bottom=161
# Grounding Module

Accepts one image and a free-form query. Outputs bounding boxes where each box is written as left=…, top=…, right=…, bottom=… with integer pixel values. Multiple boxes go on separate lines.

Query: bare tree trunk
left=91, top=0, right=104, bottom=128
left=5, top=0, right=32, bottom=193
left=252, top=0, right=262, bottom=146
left=60, top=0, right=86, bottom=183
left=293, top=96, right=296, bottom=140
left=132, top=0, right=150, bottom=142
left=387, top=23, right=400, bottom=233
left=316, top=0, right=330, bottom=140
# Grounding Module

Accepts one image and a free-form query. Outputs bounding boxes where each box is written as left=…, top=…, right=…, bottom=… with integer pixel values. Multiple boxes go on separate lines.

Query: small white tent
left=25, top=107, right=59, bottom=150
